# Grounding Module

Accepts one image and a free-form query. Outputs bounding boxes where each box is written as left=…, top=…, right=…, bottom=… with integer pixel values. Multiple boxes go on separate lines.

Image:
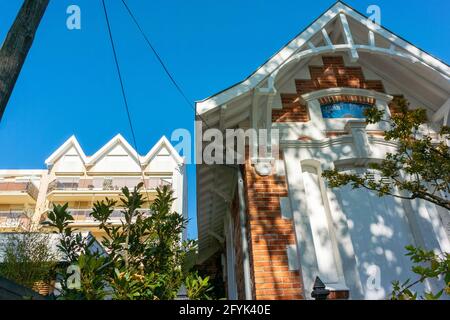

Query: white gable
left=89, top=142, right=141, bottom=173
left=46, top=134, right=183, bottom=175
left=145, top=146, right=177, bottom=173
left=196, top=1, right=450, bottom=115
left=142, top=136, right=184, bottom=173
left=45, top=136, right=87, bottom=168
left=108, top=144, right=129, bottom=156
left=53, top=146, right=85, bottom=173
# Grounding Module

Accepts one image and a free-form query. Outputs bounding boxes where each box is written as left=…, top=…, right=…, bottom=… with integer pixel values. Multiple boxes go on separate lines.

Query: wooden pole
left=0, top=0, right=50, bottom=121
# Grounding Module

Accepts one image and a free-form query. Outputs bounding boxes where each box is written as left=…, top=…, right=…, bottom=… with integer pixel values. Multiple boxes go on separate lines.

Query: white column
left=173, top=163, right=187, bottom=240
left=323, top=177, right=364, bottom=298
left=345, top=120, right=371, bottom=166
left=284, top=148, right=317, bottom=298
left=305, top=99, right=326, bottom=140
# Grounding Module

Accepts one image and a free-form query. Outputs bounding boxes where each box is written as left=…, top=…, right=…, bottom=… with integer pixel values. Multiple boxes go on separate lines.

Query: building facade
left=195, top=2, right=450, bottom=300
left=0, top=134, right=187, bottom=239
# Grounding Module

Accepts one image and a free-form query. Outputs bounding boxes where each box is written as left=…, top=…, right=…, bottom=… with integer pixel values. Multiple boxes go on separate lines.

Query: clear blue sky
left=0, top=0, right=449, bottom=239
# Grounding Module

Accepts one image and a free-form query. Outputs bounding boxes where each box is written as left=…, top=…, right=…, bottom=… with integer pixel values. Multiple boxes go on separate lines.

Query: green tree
left=322, top=97, right=449, bottom=210
left=45, top=184, right=213, bottom=300
left=391, top=246, right=449, bottom=300
left=0, top=232, right=57, bottom=290
left=322, top=97, right=450, bottom=299
left=185, top=272, right=214, bottom=300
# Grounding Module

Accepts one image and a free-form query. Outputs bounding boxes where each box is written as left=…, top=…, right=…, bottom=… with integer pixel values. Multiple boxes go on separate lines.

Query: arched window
left=321, top=102, right=373, bottom=119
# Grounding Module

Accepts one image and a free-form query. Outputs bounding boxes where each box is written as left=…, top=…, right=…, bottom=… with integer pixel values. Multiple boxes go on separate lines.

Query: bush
left=0, top=232, right=57, bottom=290
left=45, top=184, right=214, bottom=300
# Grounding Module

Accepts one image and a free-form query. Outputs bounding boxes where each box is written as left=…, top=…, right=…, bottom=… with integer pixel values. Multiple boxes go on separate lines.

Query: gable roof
left=45, top=134, right=183, bottom=168
left=45, top=135, right=88, bottom=166
left=196, top=1, right=450, bottom=114
left=142, top=136, right=184, bottom=166
left=88, top=133, right=140, bottom=165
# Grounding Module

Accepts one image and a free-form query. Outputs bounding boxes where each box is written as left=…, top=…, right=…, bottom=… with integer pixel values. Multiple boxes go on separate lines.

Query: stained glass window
left=321, top=102, right=373, bottom=119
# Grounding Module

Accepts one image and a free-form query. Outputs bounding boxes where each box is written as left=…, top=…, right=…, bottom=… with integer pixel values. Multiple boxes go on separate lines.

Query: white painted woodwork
left=195, top=2, right=450, bottom=300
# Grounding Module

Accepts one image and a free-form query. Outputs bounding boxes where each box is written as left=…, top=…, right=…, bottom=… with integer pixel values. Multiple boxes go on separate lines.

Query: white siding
left=54, top=146, right=84, bottom=173
left=89, top=144, right=141, bottom=173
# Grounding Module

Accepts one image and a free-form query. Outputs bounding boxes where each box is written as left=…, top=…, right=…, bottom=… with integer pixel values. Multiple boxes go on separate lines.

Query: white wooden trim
left=321, top=28, right=334, bottom=48
left=357, top=59, right=438, bottom=110
left=301, top=87, right=393, bottom=103
left=339, top=13, right=359, bottom=62
left=196, top=3, right=343, bottom=113
left=196, top=2, right=450, bottom=114
left=219, top=105, right=227, bottom=131
left=340, top=2, right=450, bottom=76
left=368, top=30, right=375, bottom=47
left=432, top=98, right=450, bottom=122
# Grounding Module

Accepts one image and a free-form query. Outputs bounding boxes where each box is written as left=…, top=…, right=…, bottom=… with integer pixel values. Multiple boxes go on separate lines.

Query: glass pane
left=321, top=102, right=372, bottom=119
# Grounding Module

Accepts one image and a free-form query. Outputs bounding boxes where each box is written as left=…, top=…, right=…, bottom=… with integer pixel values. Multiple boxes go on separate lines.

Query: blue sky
left=0, top=0, right=449, bottom=239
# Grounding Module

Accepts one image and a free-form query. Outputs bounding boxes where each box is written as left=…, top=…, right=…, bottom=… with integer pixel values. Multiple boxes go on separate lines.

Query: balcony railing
left=54, top=208, right=152, bottom=224
left=47, top=177, right=171, bottom=194
left=0, top=211, right=31, bottom=229
left=0, top=182, right=39, bottom=201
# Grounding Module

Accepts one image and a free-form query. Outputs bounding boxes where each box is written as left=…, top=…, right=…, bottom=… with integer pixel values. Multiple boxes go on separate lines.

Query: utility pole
left=0, top=0, right=50, bottom=122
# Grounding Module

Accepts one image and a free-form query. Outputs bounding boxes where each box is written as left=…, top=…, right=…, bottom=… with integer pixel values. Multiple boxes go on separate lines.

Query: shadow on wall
left=288, top=143, right=444, bottom=299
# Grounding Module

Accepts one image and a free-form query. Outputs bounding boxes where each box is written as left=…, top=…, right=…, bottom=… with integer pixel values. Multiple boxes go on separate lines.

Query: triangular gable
left=142, top=136, right=184, bottom=166
left=87, top=134, right=141, bottom=166
left=45, top=135, right=87, bottom=166
left=196, top=1, right=450, bottom=114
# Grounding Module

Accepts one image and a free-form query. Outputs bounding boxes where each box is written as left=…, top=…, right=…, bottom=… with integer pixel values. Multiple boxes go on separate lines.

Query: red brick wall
left=273, top=94, right=310, bottom=123
left=296, top=56, right=385, bottom=94
left=275, top=55, right=386, bottom=123
left=242, top=158, right=303, bottom=300
left=328, top=290, right=350, bottom=300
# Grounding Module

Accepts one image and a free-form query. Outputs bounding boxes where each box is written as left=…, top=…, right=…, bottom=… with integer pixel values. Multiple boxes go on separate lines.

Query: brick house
left=195, top=2, right=450, bottom=300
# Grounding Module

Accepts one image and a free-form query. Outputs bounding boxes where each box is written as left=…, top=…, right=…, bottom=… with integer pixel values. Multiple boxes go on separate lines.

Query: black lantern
left=311, top=276, right=330, bottom=300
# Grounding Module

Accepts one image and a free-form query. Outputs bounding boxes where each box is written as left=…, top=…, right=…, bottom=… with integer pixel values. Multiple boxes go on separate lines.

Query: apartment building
left=0, top=134, right=187, bottom=239
left=0, top=170, right=45, bottom=231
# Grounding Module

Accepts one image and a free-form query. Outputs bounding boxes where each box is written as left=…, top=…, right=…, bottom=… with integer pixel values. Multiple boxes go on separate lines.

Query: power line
left=120, top=0, right=318, bottom=134
left=106, top=0, right=241, bottom=174
left=120, top=0, right=211, bottom=129
left=101, top=0, right=138, bottom=156
left=101, top=0, right=152, bottom=207
left=116, top=1, right=254, bottom=221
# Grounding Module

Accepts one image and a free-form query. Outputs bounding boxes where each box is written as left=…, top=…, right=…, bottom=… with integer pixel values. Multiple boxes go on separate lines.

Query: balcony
left=0, top=182, right=39, bottom=204
left=0, top=211, right=31, bottom=230
left=46, top=177, right=171, bottom=201
left=43, top=208, right=152, bottom=227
